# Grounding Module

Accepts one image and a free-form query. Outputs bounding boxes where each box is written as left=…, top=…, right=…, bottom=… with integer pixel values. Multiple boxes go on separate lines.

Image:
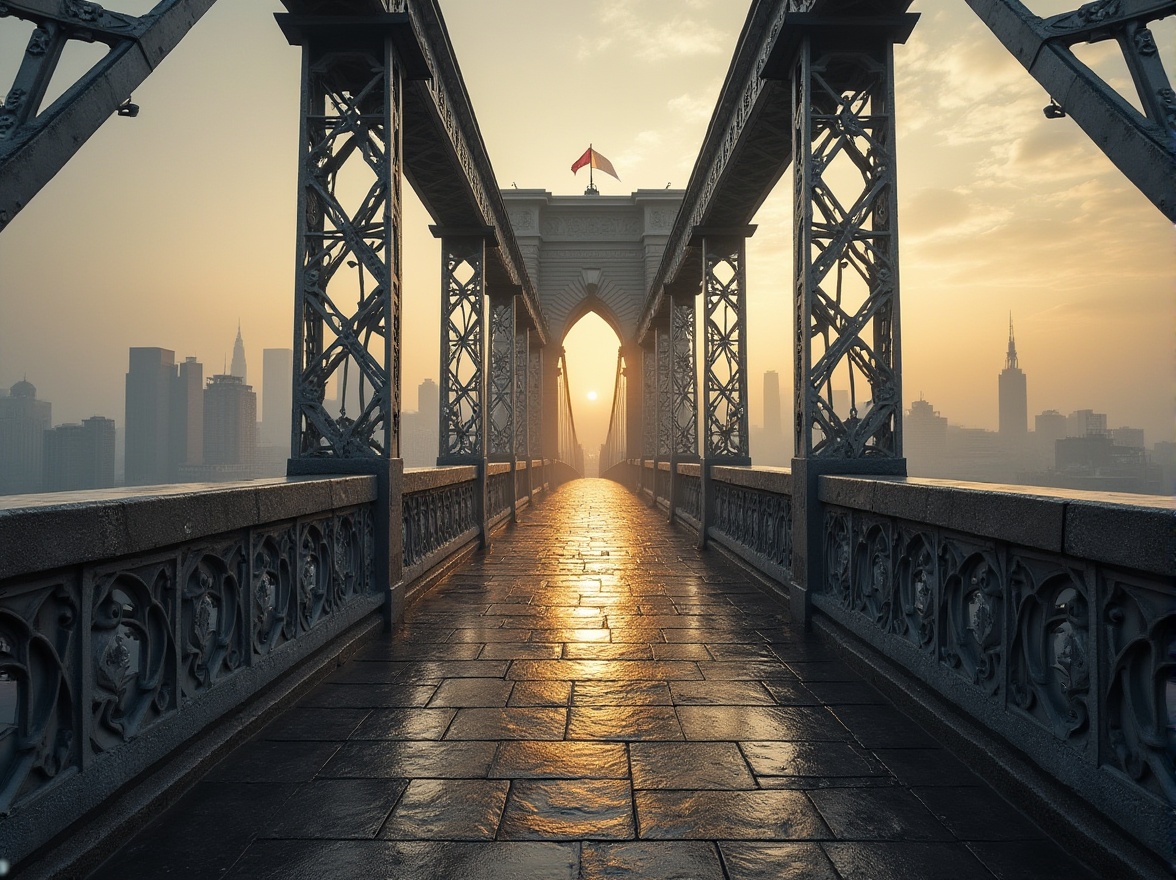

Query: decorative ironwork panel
left=1008, top=551, right=1091, bottom=747
left=89, top=558, right=177, bottom=754
left=487, top=471, right=512, bottom=519
left=656, top=325, right=672, bottom=458
left=402, top=482, right=478, bottom=569
left=528, top=340, right=542, bottom=459
left=702, top=239, right=750, bottom=461
left=515, top=326, right=529, bottom=458
left=713, top=482, right=792, bottom=571
left=671, top=298, right=698, bottom=457
left=488, top=298, right=516, bottom=458
left=440, top=237, right=486, bottom=460
left=251, top=525, right=296, bottom=658
left=851, top=515, right=894, bottom=628
left=939, top=534, right=1004, bottom=698
left=1101, top=569, right=1176, bottom=805
left=642, top=344, right=656, bottom=458
left=179, top=542, right=246, bottom=701
left=293, top=40, right=403, bottom=459
left=891, top=525, right=937, bottom=653
left=0, top=575, right=79, bottom=814
left=793, top=40, right=902, bottom=460
left=678, top=473, right=702, bottom=523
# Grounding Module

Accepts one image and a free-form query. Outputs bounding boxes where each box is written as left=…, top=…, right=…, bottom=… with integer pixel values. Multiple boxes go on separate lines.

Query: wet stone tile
left=299, top=683, right=438, bottom=709
left=695, top=661, right=796, bottom=681
left=651, top=643, right=713, bottom=661
left=719, top=842, right=840, bottom=880
left=800, top=680, right=886, bottom=705
left=261, top=778, right=407, bottom=839
left=822, top=841, right=997, bottom=880
left=563, top=643, right=655, bottom=660
left=500, top=779, right=635, bottom=840
left=741, top=741, right=884, bottom=778
left=832, top=704, right=939, bottom=750
left=630, top=742, right=756, bottom=790
left=508, top=660, right=702, bottom=681
left=784, top=661, right=862, bottom=682
left=380, top=779, right=509, bottom=841
left=872, top=748, right=983, bottom=787
left=965, top=840, right=1102, bottom=879
left=262, top=707, right=371, bottom=741
left=427, top=678, right=515, bottom=708
left=573, top=680, right=673, bottom=705
left=204, top=739, right=340, bottom=784
left=508, top=680, right=572, bottom=707
left=319, top=741, right=496, bottom=779
left=808, top=787, right=954, bottom=841
left=444, top=707, right=569, bottom=740
left=580, top=841, right=725, bottom=879
left=478, top=642, right=563, bottom=660
left=529, top=628, right=611, bottom=643
left=678, top=706, right=849, bottom=742
left=636, top=790, right=830, bottom=840
left=912, top=786, right=1043, bottom=840
left=669, top=681, right=775, bottom=706
left=567, top=705, right=684, bottom=741
left=349, top=708, right=456, bottom=741
left=490, top=741, right=630, bottom=779
left=761, top=681, right=821, bottom=705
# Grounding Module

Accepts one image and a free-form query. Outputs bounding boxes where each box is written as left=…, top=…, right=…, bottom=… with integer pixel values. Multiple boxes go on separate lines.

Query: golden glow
left=587, top=391, right=598, bottom=402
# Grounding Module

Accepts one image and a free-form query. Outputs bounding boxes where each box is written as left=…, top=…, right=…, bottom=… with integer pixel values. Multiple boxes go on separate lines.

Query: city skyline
left=0, top=1, right=1171, bottom=453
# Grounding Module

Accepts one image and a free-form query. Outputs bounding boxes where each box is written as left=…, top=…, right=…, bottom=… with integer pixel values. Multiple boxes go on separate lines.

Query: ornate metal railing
left=486, top=462, right=513, bottom=523
left=815, top=476, right=1174, bottom=865
left=708, top=467, right=792, bottom=582
left=401, top=467, right=479, bottom=579
left=0, top=476, right=381, bottom=866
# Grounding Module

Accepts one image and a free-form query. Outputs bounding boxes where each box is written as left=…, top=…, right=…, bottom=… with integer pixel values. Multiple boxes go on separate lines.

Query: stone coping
left=403, top=466, right=478, bottom=493
left=0, top=476, right=377, bottom=582
left=711, top=465, right=793, bottom=494
left=820, top=475, right=1174, bottom=576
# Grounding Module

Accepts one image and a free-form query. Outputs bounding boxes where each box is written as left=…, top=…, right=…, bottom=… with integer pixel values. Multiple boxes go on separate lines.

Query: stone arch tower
left=503, top=188, right=684, bottom=460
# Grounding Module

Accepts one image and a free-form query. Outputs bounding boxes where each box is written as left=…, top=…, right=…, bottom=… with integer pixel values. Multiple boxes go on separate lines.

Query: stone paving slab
left=87, top=479, right=1100, bottom=880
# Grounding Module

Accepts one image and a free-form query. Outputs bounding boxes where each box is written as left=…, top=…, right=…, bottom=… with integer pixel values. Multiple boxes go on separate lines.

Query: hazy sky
left=0, top=0, right=1172, bottom=458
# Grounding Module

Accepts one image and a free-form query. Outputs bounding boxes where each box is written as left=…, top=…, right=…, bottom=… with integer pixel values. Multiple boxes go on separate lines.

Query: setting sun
left=586, top=390, right=598, bottom=402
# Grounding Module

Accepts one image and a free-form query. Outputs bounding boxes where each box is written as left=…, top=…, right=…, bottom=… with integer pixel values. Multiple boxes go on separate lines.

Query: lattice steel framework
left=671, top=297, right=699, bottom=458
left=488, top=295, right=516, bottom=459
left=967, top=0, right=1176, bottom=222
left=292, top=38, right=402, bottom=459
left=655, top=324, right=673, bottom=458
left=642, top=343, right=657, bottom=458
left=514, top=325, right=529, bottom=458
left=702, top=237, right=751, bottom=463
left=439, top=236, right=485, bottom=462
left=528, top=337, right=542, bottom=459
left=793, top=39, right=902, bottom=461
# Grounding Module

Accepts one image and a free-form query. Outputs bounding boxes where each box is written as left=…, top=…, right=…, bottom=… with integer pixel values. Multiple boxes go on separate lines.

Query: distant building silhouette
left=755, top=370, right=789, bottom=466
left=1035, top=409, right=1067, bottom=445
left=763, top=371, right=782, bottom=436
left=171, top=356, right=204, bottom=477
left=998, top=314, right=1027, bottom=439
left=401, top=378, right=440, bottom=468
left=201, top=374, right=256, bottom=480
left=261, top=348, right=293, bottom=449
left=0, top=379, right=51, bottom=494
left=125, top=348, right=176, bottom=486
left=230, top=322, right=248, bottom=384
left=1067, top=408, right=1107, bottom=437
left=43, top=416, right=116, bottom=492
left=905, top=398, right=947, bottom=462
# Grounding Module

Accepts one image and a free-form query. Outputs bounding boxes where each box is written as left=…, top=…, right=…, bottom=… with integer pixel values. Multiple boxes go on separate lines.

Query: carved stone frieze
left=179, top=544, right=246, bottom=699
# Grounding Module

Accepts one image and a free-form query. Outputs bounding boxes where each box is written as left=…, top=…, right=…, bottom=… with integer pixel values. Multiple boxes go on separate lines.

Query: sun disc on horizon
left=586, top=390, right=598, bottom=401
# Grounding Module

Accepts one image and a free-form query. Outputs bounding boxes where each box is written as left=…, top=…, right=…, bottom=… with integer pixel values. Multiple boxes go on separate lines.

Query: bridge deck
left=89, top=480, right=1097, bottom=880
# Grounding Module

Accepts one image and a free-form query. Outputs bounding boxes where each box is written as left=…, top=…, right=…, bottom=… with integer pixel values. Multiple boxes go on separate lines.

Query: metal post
left=435, top=230, right=489, bottom=544
left=789, top=29, right=908, bottom=628
left=284, top=16, right=411, bottom=626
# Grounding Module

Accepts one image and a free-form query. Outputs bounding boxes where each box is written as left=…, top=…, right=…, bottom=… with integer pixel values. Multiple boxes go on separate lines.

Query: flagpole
left=589, top=143, right=594, bottom=192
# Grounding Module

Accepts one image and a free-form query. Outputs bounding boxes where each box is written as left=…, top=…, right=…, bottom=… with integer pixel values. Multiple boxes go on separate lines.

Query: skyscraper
left=998, top=314, right=1027, bottom=440
left=43, top=416, right=116, bottom=492
left=0, top=379, right=51, bottom=494
left=125, top=348, right=175, bottom=485
left=230, top=322, right=247, bottom=384
left=202, top=374, right=257, bottom=479
left=763, top=370, right=782, bottom=436
left=171, top=356, right=204, bottom=476
left=261, top=348, right=293, bottom=449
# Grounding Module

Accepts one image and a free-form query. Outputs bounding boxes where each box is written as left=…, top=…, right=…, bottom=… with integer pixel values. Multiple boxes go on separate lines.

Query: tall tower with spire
left=998, top=313, right=1027, bottom=439
left=230, top=321, right=247, bottom=384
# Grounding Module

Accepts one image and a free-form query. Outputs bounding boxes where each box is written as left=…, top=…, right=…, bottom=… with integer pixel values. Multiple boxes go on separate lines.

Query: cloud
left=576, top=1, right=730, bottom=63
left=667, top=91, right=714, bottom=124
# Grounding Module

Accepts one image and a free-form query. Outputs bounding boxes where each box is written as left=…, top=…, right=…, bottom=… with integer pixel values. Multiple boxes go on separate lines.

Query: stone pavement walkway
left=89, top=479, right=1098, bottom=880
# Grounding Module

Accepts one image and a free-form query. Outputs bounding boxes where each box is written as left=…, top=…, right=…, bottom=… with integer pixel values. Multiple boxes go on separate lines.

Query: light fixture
left=1043, top=100, right=1066, bottom=119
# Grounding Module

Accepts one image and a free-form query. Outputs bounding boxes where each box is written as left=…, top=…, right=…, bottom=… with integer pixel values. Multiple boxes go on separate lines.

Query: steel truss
left=0, top=0, right=218, bottom=230
left=514, top=324, right=529, bottom=459
left=670, top=296, right=699, bottom=458
left=642, top=343, right=657, bottom=458
left=793, top=38, right=902, bottom=461
left=438, top=235, right=486, bottom=463
left=527, top=334, right=542, bottom=461
left=488, top=294, right=516, bottom=459
left=655, top=323, right=673, bottom=459
left=701, top=235, right=751, bottom=464
left=291, top=36, right=402, bottom=459
left=967, top=0, right=1176, bottom=222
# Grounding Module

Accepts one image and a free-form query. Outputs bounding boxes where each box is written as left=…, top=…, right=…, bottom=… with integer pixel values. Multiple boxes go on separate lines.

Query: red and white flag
left=571, top=146, right=620, bottom=180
